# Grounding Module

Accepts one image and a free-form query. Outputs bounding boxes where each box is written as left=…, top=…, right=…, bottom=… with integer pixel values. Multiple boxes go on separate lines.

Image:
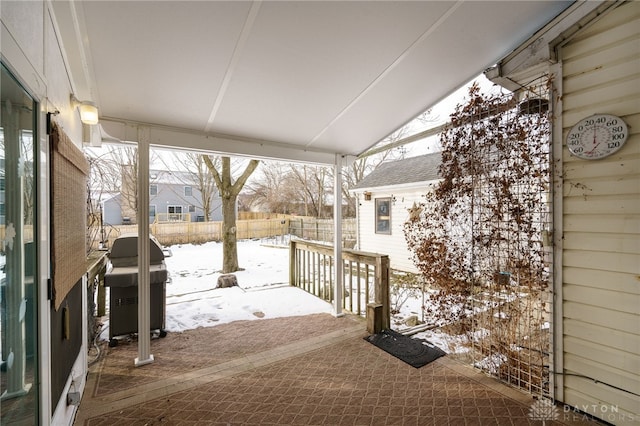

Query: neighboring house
left=101, top=192, right=122, bottom=226
left=148, top=169, right=222, bottom=223
left=110, top=169, right=223, bottom=225
left=350, top=152, right=441, bottom=273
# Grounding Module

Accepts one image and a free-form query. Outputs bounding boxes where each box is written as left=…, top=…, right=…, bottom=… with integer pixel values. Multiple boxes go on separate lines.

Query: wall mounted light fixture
left=364, top=191, right=372, bottom=201
left=70, top=94, right=99, bottom=125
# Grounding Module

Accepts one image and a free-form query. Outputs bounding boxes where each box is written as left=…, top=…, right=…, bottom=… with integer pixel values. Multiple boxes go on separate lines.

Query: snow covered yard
left=97, top=238, right=541, bottom=388
left=161, top=239, right=468, bottom=358
left=162, top=239, right=333, bottom=332
left=97, top=238, right=467, bottom=359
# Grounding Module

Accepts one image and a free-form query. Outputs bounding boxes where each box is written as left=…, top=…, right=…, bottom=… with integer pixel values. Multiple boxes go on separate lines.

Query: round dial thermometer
left=566, top=114, right=628, bottom=160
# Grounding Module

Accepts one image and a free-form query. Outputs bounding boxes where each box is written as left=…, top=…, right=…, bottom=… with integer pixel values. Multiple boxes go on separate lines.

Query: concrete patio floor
left=74, top=313, right=599, bottom=425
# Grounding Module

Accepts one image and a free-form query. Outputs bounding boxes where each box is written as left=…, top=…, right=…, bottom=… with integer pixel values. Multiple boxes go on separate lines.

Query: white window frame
left=375, top=197, right=391, bottom=235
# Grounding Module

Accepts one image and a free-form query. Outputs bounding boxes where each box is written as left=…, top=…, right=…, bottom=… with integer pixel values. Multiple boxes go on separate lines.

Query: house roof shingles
left=351, top=152, right=441, bottom=191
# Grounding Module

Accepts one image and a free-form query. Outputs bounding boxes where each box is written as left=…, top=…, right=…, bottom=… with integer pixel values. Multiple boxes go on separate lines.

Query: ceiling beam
left=358, top=123, right=447, bottom=159
left=100, top=117, right=339, bottom=165
left=204, top=1, right=262, bottom=132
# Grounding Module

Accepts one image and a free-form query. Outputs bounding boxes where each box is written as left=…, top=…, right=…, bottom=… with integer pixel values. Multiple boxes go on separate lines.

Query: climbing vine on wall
left=404, top=82, right=552, bottom=395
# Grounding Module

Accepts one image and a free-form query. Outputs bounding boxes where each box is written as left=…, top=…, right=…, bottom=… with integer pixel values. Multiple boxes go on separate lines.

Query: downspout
left=136, top=126, right=153, bottom=366
left=333, top=154, right=344, bottom=317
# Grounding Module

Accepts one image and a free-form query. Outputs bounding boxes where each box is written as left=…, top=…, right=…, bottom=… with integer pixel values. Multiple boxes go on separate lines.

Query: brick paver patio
left=74, top=313, right=598, bottom=425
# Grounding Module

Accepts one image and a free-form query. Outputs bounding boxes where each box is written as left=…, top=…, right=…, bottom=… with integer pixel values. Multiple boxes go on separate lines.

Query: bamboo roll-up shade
left=51, top=122, right=90, bottom=310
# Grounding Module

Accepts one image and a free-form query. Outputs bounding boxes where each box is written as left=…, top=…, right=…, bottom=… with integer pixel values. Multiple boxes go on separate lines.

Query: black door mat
left=364, top=328, right=446, bottom=368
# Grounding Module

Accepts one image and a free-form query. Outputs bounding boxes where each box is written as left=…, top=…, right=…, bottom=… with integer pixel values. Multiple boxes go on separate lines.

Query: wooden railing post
left=375, top=255, right=390, bottom=330
left=289, top=240, right=297, bottom=287
left=289, top=240, right=390, bottom=327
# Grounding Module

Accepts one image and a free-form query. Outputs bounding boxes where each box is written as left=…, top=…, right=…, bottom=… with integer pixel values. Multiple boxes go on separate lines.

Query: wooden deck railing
left=289, top=239, right=390, bottom=329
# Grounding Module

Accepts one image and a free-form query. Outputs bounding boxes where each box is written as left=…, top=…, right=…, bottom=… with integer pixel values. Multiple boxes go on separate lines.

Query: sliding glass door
left=0, top=62, right=39, bottom=424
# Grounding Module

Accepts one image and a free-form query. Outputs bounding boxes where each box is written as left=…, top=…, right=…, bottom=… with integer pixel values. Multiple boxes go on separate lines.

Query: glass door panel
left=0, top=62, right=39, bottom=425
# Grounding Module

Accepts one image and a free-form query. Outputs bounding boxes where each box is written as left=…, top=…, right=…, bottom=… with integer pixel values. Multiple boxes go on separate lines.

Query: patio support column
left=333, top=154, right=344, bottom=317
left=135, top=126, right=153, bottom=366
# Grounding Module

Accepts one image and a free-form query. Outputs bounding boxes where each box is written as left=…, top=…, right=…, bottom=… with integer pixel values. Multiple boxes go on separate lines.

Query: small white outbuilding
left=350, top=152, right=441, bottom=273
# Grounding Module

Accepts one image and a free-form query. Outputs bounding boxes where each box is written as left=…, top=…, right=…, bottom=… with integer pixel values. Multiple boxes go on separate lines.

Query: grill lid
left=109, top=234, right=165, bottom=267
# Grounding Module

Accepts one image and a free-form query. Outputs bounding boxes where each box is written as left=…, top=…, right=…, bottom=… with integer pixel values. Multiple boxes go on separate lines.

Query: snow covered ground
left=99, top=238, right=544, bottom=393
left=98, top=238, right=462, bottom=356
left=162, top=239, right=334, bottom=332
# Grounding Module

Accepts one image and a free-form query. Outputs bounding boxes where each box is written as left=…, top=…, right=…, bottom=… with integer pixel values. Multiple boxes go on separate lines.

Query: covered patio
left=50, top=0, right=573, bottom=370
left=74, top=313, right=598, bottom=425
left=11, top=1, right=635, bottom=425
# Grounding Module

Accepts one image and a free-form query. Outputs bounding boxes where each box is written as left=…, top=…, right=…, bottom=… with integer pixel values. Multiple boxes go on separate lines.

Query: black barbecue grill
left=104, top=234, right=168, bottom=347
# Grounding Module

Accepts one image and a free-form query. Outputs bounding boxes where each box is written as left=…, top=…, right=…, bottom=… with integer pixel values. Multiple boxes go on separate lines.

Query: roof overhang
left=51, top=1, right=572, bottom=165
left=485, top=0, right=616, bottom=91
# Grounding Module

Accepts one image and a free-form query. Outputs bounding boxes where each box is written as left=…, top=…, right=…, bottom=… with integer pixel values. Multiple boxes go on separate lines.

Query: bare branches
left=404, top=82, right=551, bottom=328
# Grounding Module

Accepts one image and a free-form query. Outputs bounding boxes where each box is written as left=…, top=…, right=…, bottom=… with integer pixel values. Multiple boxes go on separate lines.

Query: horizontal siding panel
left=562, top=76, right=640, bottom=113
left=359, top=203, right=376, bottom=237
left=563, top=284, right=639, bottom=316
left=563, top=195, right=640, bottom=215
left=564, top=267, right=640, bottom=294
left=563, top=381, right=639, bottom=424
left=357, top=190, right=419, bottom=273
left=563, top=214, right=639, bottom=234
left=563, top=155, right=639, bottom=180
left=563, top=354, right=640, bottom=397
left=564, top=318, right=640, bottom=354
left=563, top=174, right=640, bottom=198
left=563, top=35, right=639, bottom=78
left=563, top=231, right=639, bottom=255
left=564, top=336, right=639, bottom=376
left=563, top=97, right=640, bottom=126
left=564, top=301, right=639, bottom=335
left=564, top=56, right=640, bottom=95
left=565, top=1, right=639, bottom=45
left=563, top=250, right=639, bottom=275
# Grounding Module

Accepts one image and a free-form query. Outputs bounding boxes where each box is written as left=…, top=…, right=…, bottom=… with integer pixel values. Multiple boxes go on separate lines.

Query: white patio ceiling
left=53, top=1, right=571, bottom=165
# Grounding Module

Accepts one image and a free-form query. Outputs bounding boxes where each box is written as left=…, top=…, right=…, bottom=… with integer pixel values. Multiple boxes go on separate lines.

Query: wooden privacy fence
left=288, top=217, right=356, bottom=246
left=289, top=239, right=390, bottom=329
left=90, top=218, right=291, bottom=249
left=89, top=216, right=356, bottom=250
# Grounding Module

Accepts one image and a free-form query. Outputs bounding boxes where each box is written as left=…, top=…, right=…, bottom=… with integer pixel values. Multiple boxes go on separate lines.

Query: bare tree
left=203, top=155, right=260, bottom=273
left=336, top=108, right=438, bottom=216
left=87, top=145, right=159, bottom=224
left=244, top=162, right=298, bottom=214
left=287, top=164, right=331, bottom=217
left=244, top=162, right=335, bottom=217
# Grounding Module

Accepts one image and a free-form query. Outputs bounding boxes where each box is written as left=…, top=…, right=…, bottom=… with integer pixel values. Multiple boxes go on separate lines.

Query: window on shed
left=150, top=184, right=158, bottom=196
left=184, top=186, right=193, bottom=197
left=375, top=198, right=391, bottom=234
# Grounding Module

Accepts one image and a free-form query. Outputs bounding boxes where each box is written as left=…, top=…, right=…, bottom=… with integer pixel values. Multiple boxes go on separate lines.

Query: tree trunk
left=203, top=155, right=259, bottom=273
left=222, top=192, right=238, bottom=273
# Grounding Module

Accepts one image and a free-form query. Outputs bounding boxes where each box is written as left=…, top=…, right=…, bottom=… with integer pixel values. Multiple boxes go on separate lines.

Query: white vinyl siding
left=560, top=3, right=640, bottom=423
left=357, top=189, right=422, bottom=273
